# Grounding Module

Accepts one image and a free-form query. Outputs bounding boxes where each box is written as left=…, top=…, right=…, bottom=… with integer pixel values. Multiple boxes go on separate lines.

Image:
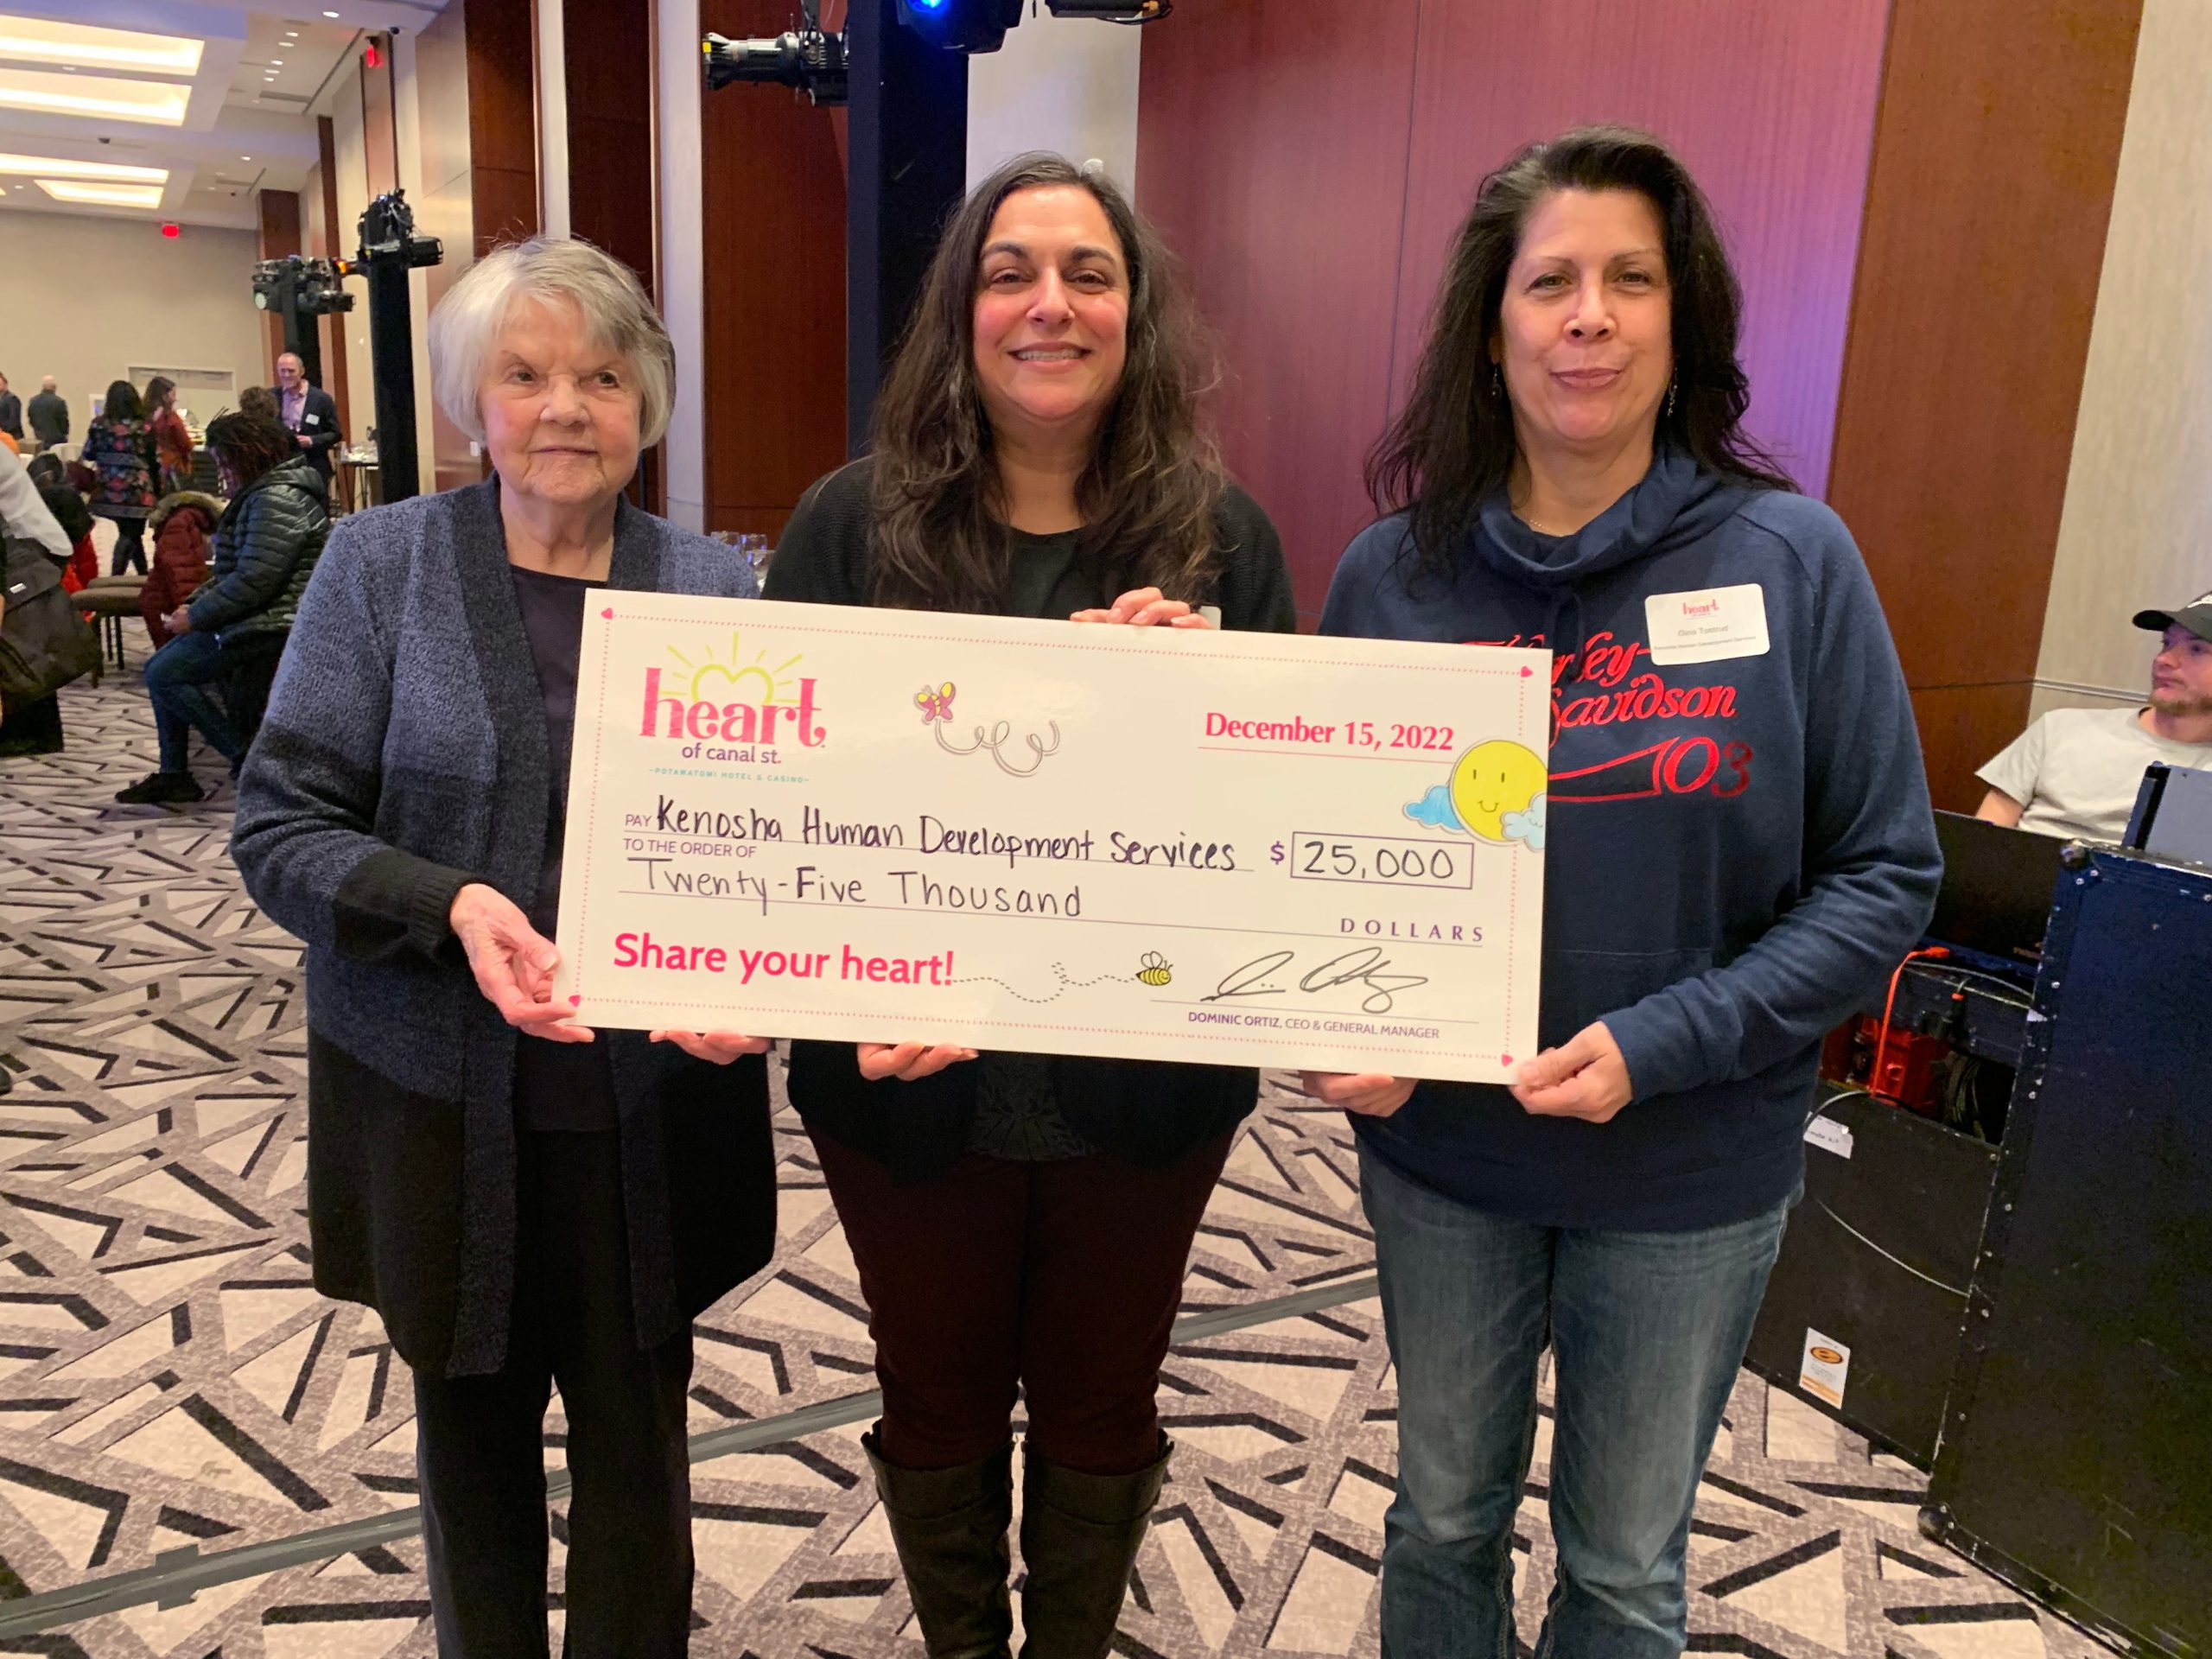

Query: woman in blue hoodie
left=1312, top=127, right=1942, bottom=1657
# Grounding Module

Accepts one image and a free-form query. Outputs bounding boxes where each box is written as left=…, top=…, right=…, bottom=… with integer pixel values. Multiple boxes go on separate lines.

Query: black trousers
left=411, top=1129, right=695, bottom=1657
left=106, top=518, right=146, bottom=575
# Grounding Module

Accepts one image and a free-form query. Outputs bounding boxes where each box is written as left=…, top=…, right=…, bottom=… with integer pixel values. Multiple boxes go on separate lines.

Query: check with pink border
left=552, top=597, right=1549, bottom=1084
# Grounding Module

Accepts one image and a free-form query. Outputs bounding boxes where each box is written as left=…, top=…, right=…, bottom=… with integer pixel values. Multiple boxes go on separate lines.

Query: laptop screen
left=1927, top=810, right=2067, bottom=963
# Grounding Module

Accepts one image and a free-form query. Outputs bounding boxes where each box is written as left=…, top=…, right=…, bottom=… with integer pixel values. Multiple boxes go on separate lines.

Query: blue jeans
left=1360, top=1144, right=1788, bottom=1659
left=144, top=632, right=252, bottom=773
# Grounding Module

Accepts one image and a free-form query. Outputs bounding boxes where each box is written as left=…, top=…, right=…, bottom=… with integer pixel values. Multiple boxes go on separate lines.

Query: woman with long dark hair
left=1310, top=126, right=1941, bottom=1656
left=79, top=379, right=158, bottom=575
left=765, top=152, right=1295, bottom=1657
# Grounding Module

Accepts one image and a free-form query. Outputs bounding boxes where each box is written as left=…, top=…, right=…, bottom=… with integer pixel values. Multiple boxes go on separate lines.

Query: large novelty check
left=552, top=597, right=1550, bottom=1084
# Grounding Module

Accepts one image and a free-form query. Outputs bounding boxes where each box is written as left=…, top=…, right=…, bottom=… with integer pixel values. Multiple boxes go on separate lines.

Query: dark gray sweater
left=232, top=481, right=773, bottom=1376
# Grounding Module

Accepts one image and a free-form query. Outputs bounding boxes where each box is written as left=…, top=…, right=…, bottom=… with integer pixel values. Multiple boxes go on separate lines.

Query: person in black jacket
left=271, top=353, right=343, bottom=484
left=116, top=412, right=330, bottom=804
left=0, top=372, right=21, bottom=443
left=764, top=152, right=1297, bottom=1659
left=26, top=377, right=67, bottom=450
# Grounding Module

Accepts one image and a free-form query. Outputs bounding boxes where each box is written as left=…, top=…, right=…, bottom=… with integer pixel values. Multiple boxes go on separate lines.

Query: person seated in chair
left=140, top=491, right=222, bottom=649
left=1978, top=593, right=2212, bottom=840
left=115, top=413, right=329, bottom=804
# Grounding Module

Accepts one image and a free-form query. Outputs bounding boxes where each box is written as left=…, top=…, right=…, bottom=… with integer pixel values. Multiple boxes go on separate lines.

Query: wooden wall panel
left=466, top=0, right=538, bottom=253
left=1137, top=0, right=1887, bottom=622
left=1136, top=0, right=1421, bottom=627
left=1388, top=0, right=1890, bottom=502
left=316, top=117, right=351, bottom=435
left=1910, top=684, right=2037, bottom=818
left=1826, top=0, right=2142, bottom=810
left=699, top=0, right=849, bottom=537
left=256, top=192, right=303, bottom=385
left=565, top=0, right=660, bottom=510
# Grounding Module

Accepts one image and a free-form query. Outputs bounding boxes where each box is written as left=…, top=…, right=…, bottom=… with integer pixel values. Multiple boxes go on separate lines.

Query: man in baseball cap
left=1977, top=592, right=2212, bottom=840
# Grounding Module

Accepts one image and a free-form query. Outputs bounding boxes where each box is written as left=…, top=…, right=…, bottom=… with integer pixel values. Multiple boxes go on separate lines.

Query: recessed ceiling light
left=0, top=150, right=167, bottom=182
left=36, top=178, right=164, bottom=208
left=0, top=70, right=190, bottom=125
left=322, top=9, right=339, bottom=16
left=0, top=16, right=203, bottom=75
left=270, top=59, right=283, bottom=65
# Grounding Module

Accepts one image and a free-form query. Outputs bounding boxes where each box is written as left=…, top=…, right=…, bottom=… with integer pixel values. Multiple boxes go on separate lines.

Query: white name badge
left=551, top=598, right=1553, bottom=1084
left=1644, top=583, right=1769, bottom=664
left=304, top=413, right=321, bottom=426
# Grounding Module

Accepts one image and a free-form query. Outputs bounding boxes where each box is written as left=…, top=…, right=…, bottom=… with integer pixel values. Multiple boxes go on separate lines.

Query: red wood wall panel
left=1388, top=0, right=1891, bottom=501
left=1136, top=1, right=1421, bottom=628
left=465, top=0, right=539, bottom=253
left=699, top=0, right=849, bottom=537
left=1825, top=0, right=2142, bottom=810
left=316, top=116, right=351, bottom=435
left=564, top=0, right=661, bottom=510
left=256, top=191, right=303, bottom=386
left=1139, top=0, right=1890, bottom=622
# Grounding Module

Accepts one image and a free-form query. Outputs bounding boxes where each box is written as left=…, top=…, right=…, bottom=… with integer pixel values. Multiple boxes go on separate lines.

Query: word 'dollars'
left=612, top=931, right=954, bottom=986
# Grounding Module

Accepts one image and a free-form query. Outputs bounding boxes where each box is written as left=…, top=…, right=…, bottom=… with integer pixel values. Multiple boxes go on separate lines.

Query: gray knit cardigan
left=232, top=480, right=770, bottom=1376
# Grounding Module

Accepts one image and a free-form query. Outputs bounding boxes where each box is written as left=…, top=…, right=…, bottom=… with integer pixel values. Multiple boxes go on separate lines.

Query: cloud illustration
left=1503, top=792, right=1547, bottom=852
left=1404, top=783, right=1465, bottom=833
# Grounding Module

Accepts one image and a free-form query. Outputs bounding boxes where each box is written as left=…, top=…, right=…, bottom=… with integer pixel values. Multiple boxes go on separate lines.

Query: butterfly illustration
left=914, top=682, right=957, bottom=725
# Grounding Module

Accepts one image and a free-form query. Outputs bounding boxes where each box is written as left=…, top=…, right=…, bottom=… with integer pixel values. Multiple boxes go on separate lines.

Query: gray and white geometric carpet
left=0, top=634, right=2112, bottom=1658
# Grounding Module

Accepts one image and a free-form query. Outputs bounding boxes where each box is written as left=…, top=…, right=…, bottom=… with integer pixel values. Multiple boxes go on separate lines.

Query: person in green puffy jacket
left=114, top=410, right=328, bottom=804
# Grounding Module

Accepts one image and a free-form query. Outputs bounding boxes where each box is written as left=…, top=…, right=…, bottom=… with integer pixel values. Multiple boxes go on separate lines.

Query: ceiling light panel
left=0, top=150, right=166, bottom=183
left=0, top=15, right=203, bottom=75
left=0, top=67, right=189, bottom=124
left=35, top=178, right=165, bottom=207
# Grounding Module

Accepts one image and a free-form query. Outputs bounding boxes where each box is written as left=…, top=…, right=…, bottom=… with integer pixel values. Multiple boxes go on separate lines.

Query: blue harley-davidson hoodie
left=1320, top=448, right=1941, bottom=1230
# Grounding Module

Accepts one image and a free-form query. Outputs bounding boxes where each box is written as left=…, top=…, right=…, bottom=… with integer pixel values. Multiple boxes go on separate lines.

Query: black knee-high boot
left=864, top=1427, right=1015, bottom=1659
left=1017, top=1436, right=1172, bottom=1659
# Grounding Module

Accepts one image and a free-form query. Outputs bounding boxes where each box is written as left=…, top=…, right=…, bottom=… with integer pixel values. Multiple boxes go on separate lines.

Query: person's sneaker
left=114, top=772, right=207, bottom=805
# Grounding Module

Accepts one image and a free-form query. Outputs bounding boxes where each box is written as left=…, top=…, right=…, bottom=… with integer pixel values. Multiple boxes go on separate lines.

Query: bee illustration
left=1135, top=950, right=1173, bottom=988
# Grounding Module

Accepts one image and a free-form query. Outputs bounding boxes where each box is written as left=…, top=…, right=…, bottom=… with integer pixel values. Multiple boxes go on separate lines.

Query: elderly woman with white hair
left=232, top=237, right=771, bottom=1656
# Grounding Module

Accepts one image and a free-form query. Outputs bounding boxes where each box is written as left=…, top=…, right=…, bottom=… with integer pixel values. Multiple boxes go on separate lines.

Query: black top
left=509, top=562, right=620, bottom=1133
left=26, top=391, right=67, bottom=446
left=763, top=457, right=1300, bottom=1181
left=0, top=391, right=20, bottom=441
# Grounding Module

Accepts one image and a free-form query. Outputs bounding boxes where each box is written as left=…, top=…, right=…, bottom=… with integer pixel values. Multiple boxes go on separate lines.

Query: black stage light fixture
left=893, top=0, right=1024, bottom=54
left=704, top=14, right=848, bottom=105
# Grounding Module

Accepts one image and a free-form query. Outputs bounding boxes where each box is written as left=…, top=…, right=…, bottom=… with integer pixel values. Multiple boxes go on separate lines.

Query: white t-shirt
left=1978, top=706, right=2212, bottom=841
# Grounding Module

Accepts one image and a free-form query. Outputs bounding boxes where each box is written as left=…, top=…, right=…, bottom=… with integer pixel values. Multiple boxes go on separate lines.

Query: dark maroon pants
left=810, top=1128, right=1235, bottom=1476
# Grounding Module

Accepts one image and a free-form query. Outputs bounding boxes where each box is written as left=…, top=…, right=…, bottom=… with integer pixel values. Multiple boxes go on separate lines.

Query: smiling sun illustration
left=664, top=632, right=803, bottom=704
left=1449, top=740, right=1548, bottom=843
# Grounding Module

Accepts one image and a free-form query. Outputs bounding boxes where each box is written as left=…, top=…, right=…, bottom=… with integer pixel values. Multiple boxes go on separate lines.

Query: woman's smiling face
left=971, top=184, right=1131, bottom=449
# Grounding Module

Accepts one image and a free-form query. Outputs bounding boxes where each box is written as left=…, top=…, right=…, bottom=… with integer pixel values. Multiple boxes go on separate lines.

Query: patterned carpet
left=0, top=636, right=2110, bottom=1659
